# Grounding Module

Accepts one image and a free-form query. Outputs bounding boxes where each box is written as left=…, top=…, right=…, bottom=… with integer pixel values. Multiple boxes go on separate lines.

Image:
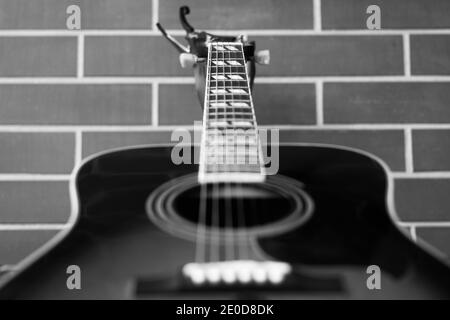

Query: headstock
left=157, top=6, right=270, bottom=106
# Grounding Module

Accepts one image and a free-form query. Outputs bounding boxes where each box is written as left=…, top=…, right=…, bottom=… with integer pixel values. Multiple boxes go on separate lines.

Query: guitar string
left=237, top=43, right=250, bottom=261
left=224, top=44, right=235, bottom=262
left=210, top=41, right=220, bottom=262
left=195, top=44, right=212, bottom=264
left=195, top=178, right=207, bottom=263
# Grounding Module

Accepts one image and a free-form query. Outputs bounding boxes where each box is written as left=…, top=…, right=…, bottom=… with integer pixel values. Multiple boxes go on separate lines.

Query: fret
left=209, top=105, right=252, bottom=110
left=210, top=65, right=246, bottom=71
left=210, top=48, right=242, bottom=54
left=211, top=60, right=245, bottom=66
left=208, top=120, right=255, bottom=127
left=209, top=86, right=249, bottom=90
left=206, top=137, right=258, bottom=145
left=206, top=147, right=259, bottom=159
left=210, top=51, right=242, bottom=57
left=207, top=145, right=259, bottom=152
left=206, top=150, right=259, bottom=158
left=210, top=111, right=245, bottom=116
left=206, top=160, right=260, bottom=167
left=208, top=109, right=251, bottom=117
left=208, top=111, right=252, bottom=118
left=207, top=142, right=259, bottom=149
left=210, top=44, right=240, bottom=51
left=205, top=164, right=261, bottom=173
left=210, top=67, right=246, bottom=74
left=210, top=88, right=249, bottom=94
left=206, top=127, right=257, bottom=136
left=208, top=119, right=255, bottom=124
left=208, top=119, right=254, bottom=125
left=208, top=112, right=253, bottom=116
left=207, top=125, right=255, bottom=130
left=206, top=130, right=257, bottom=139
left=208, top=109, right=252, bottom=116
left=210, top=75, right=246, bottom=81
left=209, top=100, right=251, bottom=104
left=209, top=95, right=250, bottom=101
left=208, top=115, right=254, bottom=120
left=206, top=142, right=258, bottom=150
left=209, top=77, right=248, bottom=82
left=208, top=121, right=229, bottom=127
left=209, top=80, right=247, bottom=87
left=206, top=131, right=257, bottom=138
left=206, top=149, right=259, bottom=157
left=207, top=160, right=260, bottom=167
left=210, top=48, right=242, bottom=53
left=205, top=144, right=259, bottom=153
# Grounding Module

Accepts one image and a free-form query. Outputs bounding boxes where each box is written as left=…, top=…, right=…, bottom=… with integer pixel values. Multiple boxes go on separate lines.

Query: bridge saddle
left=182, top=260, right=292, bottom=285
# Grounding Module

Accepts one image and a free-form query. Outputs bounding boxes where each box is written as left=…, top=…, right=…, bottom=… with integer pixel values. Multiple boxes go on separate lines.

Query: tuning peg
left=179, top=53, right=198, bottom=68
left=238, top=34, right=249, bottom=42
left=255, top=50, right=270, bottom=65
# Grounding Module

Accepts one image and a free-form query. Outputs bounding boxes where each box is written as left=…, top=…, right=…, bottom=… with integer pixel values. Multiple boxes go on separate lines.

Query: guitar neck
left=198, top=42, right=265, bottom=184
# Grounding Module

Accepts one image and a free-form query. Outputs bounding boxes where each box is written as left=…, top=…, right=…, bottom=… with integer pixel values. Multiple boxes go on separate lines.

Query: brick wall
left=1, top=0, right=450, bottom=271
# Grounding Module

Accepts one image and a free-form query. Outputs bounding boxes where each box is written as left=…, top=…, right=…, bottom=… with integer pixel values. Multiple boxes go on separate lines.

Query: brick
left=0, top=85, right=151, bottom=125
left=0, top=230, right=59, bottom=265
left=253, top=36, right=403, bottom=76
left=85, top=36, right=191, bottom=77
left=279, top=129, right=405, bottom=171
left=158, top=83, right=316, bottom=125
left=0, top=0, right=151, bottom=29
left=159, top=0, right=313, bottom=30
left=411, top=35, right=450, bottom=75
left=395, top=179, right=450, bottom=221
left=324, top=83, right=450, bottom=124
left=322, top=0, right=450, bottom=29
left=0, top=182, right=71, bottom=223
left=0, top=133, right=74, bottom=174
left=417, top=227, right=450, bottom=261
left=82, top=131, right=175, bottom=157
left=158, top=85, right=201, bottom=125
left=412, top=130, right=450, bottom=171
left=0, top=37, right=76, bottom=76
left=254, top=84, right=316, bottom=124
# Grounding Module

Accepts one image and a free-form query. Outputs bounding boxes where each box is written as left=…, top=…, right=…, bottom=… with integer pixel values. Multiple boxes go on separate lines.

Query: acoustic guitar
left=0, top=6, right=449, bottom=299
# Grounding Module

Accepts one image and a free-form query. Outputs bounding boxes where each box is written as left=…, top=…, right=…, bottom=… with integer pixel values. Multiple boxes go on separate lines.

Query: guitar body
left=0, top=143, right=449, bottom=299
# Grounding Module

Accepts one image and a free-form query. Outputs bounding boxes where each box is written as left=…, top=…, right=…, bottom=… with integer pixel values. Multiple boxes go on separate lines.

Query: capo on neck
left=155, top=22, right=189, bottom=53
left=156, top=6, right=269, bottom=106
left=156, top=6, right=258, bottom=61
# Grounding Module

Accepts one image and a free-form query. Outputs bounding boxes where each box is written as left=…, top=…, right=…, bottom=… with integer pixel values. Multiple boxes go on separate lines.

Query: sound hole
left=173, top=184, right=295, bottom=229
left=147, top=174, right=313, bottom=241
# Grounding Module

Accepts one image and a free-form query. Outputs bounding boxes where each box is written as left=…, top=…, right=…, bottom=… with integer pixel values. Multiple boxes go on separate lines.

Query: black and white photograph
left=0, top=0, right=449, bottom=307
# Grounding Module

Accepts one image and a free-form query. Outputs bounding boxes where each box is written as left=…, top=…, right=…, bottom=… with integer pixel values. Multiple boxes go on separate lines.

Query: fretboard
left=198, top=42, right=265, bottom=184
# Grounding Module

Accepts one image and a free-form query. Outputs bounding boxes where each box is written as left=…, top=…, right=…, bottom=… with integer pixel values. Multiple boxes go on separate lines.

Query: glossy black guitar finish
left=0, top=143, right=449, bottom=299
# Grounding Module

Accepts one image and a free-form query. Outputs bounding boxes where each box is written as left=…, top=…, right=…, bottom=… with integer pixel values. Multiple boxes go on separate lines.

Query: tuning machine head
left=179, top=53, right=197, bottom=68
left=238, top=34, right=249, bottom=42
left=255, top=50, right=270, bottom=65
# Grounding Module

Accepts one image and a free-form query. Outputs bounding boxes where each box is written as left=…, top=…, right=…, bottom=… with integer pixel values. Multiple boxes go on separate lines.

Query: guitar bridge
left=134, top=263, right=344, bottom=299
